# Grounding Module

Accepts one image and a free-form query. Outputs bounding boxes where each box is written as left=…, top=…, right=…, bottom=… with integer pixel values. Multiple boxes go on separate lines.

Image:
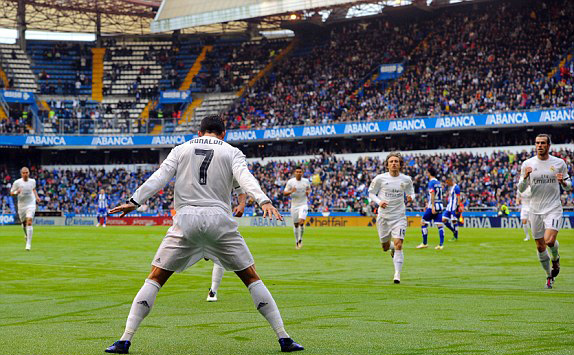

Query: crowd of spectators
left=198, top=38, right=290, bottom=93
left=2, top=149, right=572, bottom=215
left=224, top=0, right=574, bottom=130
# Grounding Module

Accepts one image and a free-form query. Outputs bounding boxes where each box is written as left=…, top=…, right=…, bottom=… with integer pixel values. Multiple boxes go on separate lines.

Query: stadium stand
left=29, top=41, right=93, bottom=96
left=224, top=0, right=574, bottom=129
left=0, top=44, right=38, bottom=92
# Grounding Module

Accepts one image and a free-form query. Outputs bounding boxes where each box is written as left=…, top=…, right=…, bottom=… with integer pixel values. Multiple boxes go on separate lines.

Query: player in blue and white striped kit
left=417, top=168, right=446, bottom=250
left=96, top=189, right=109, bottom=227
left=442, top=177, right=461, bottom=241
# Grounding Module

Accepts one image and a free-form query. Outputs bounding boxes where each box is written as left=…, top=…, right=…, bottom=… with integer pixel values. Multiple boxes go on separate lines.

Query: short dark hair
left=294, top=166, right=303, bottom=171
left=200, top=115, right=225, bottom=135
left=535, top=133, right=551, bottom=144
left=427, top=167, right=438, bottom=177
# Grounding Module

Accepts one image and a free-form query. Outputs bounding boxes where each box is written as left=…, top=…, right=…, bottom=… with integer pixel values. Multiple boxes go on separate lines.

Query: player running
left=206, top=184, right=247, bottom=302
left=442, top=177, right=461, bottom=241
left=10, top=167, right=41, bottom=251
left=283, top=166, right=311, bottom=249
left=518, top=134, right=571, bottom=289
left=417, top=168, right=446, bottom=250
left=105, top=116, right=303, bottom=353
left=516, top=186, right=532, bottom=241
left=96, top=188, right=110, bottom=227
left=368, top=152, right=415, bottom=284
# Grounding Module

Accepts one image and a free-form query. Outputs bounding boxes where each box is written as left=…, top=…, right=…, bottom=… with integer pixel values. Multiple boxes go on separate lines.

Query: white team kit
left=11, top=178, right=37, bottom=221
left=517, top=186, right=532, bottom=221
left=518, top=155, right=570, bottom=239
left=131, top=136, right=271, bottom=272
left=368, top=172, right=415, bottom=242
left=285, top=177, right=311, bottom=221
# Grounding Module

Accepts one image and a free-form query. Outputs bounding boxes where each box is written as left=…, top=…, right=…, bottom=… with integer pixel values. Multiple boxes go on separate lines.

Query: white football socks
left=211, top=263, right=225, bottom=293
left=390, top=241, right=395, bottom=251
left=393, top=250, right=404, bottom=276
left=25, top=226, right=33, bottom=249
left=548, top=240, right=560, bottom=261
left=522, top=223, right=530, bottom=240
left=299, top=225, right=304, bottom=243
left=537, top=250, right=552, bottom=277
left=248, top=280, right=289, bottom=339
left=121, top=279, right=161, bottom=342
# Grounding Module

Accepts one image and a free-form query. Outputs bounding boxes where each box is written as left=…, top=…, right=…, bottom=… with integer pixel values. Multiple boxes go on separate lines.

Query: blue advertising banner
left=1, top=90, right=35, bottom=104
left=377, top=63, right=404, bottom=80
left=159, top=90, right=192, bottom=103
left=0, top=108, right=573, bottom=146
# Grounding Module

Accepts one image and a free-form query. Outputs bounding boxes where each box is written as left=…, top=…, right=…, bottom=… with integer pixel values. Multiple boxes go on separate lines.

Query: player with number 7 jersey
left=104, top=116, right=304, bottom=354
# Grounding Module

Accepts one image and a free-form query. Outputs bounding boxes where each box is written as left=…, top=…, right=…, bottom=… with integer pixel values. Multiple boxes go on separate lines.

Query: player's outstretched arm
left=231, top=149, right=271, bottom=206
left=131, top=148, right=178, bottom=207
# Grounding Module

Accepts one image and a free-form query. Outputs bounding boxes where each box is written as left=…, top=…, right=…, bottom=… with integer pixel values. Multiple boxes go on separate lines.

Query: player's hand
left=524, top=166, right=533, bottom=178
left=36, top=197, right=41, bottom=203
left=233, top=204, right=245, bottom=217
left=406, top=195, right=413, bottom=203
left=261, top=202, right=283, bottom=221
left=109, top=202, right=138, bottom=218
left=556, top=173, right=564, bottom=184
left=379, top=201, right=389, bottom=209
left=16, top=188, right=22, bottom=195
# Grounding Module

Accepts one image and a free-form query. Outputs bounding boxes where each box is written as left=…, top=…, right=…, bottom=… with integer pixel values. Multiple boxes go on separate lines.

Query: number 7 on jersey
left=194, top=148, right=214, bottom=185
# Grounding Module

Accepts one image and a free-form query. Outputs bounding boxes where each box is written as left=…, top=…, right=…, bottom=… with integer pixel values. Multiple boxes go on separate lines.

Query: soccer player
left=442, top=177, right=460, bottom=241
left=206, top=184, right=247, bottom=302
left=105, top=116, right=303, bottom=354
left=516, top=186, right=532, bottom=241
left=283, top=166, right=311, bottom=249
left=518, top=134, right=571, bottom=289
left=96, top=188, right=110, bottom=227
left=368, top=152, right=414, bottom=284
left=417, top=168, right=445, bottom=250
left=10, top=167, right=41, bottom=251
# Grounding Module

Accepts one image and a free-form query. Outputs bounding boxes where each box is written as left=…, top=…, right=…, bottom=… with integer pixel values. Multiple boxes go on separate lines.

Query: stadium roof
left=0, top=0, right=160, bottom=35
left=0, top=0, right=462, bottom=36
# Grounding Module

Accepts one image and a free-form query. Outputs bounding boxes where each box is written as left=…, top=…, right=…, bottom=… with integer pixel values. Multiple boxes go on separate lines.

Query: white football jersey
left=517, top=186, right=531, bottom=208
left=131, top=136, right=270, bottom=213
left=518, top=155, right=571, bottom=214
left=11, top=178, right=36, bottom=208
left=368, top=172, right=415, bottom=219
left=285, top=177, right=311, bottom=208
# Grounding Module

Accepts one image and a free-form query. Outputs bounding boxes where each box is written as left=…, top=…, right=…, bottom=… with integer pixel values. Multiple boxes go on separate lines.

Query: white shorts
left=291, top=205, right=308, bottom=222
left=529, top=211, right=563, bottom=240
left=18, top=205, right=36, bottom=222
left=152, top=206, right=254, bottom=272
left=520, top=207, right=529, bottom=221
left=376, top=217, right=407, bottom=243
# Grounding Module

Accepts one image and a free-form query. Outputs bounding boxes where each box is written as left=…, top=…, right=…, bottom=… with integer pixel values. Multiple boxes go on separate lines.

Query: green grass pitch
left=1, top=225, right=573, bottom=354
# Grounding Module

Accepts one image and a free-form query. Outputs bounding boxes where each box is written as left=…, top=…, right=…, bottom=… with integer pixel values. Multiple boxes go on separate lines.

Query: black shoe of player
left=545, top=277, right=554, bottom=289
left=279, top=338, right=304, bottom=352
left=551, top=257, right=560, bottom=278
left=105, top=340, right=131, bottom=354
